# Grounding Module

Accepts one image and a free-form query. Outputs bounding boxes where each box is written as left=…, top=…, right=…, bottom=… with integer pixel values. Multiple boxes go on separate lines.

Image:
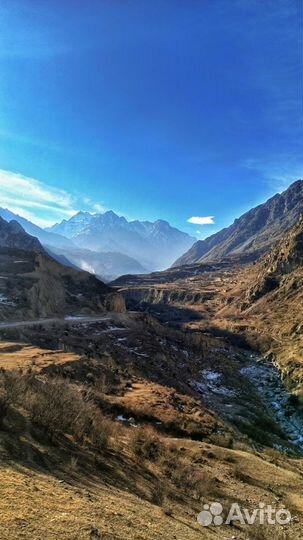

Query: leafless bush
left=170, top=459, right=217, bottom=501
left=129, top=425, right=164, bottom=461
left=151, top=479, right=167, bottom=507
left=0, top=371, right=114, bottom=451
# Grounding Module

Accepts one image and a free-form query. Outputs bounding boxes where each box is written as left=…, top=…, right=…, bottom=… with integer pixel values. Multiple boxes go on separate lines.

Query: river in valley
left=241, top=357, right=303, bottom=452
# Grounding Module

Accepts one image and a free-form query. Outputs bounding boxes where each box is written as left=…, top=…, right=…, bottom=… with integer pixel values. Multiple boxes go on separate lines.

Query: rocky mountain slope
left=0, top=217, right=125, bottom=319
left=0, top=207, right=73, bottom=249
left=218, top=216, right=303, bottom=397
left=0, top=217, right=43, bottom=252
left=174, top=179, right=303, bottom=266
left=48, top=210, right=195, bottom=271
left=246, top=214, right=303, bottom=303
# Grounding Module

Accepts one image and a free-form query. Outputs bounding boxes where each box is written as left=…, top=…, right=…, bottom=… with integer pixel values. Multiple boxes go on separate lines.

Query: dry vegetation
left=0, top=341, right=302, bottom=539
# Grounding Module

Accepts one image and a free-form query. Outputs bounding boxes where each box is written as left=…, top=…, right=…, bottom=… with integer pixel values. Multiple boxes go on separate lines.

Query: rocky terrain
left=174, top=179, right=303, bottom=266
left=0, top=207, right=73, bottom=249
left=0, top=217, right=125, bottom=320
left=0, top=216, right=43, bottom=252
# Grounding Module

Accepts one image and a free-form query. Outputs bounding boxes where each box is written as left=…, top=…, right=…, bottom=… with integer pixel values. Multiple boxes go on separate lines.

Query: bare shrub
left=263, top=447, right=283, bottom=464
left=0, top=386, right=9, bottom=428
left=151, top=479, right=167, bottom=507
left=1, top=371, right=115, bottom=451
left=26, top=379, right=86, bottom=437
left=208, top=433, right=234, bottom=448
left=233, top=463, right=250, bottom=483
left=171, top=459, right=217, bottom=501
left=130, top=425, right=163, bottom=461
left=68, top=455, right=79, bottom=472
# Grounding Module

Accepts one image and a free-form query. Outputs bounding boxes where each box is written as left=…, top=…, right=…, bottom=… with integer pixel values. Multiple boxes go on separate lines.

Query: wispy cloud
left=0, top=169, right=106, bottom=228
left=187, top=216, right=215, bottom=225
left=243, top=158, right=303, bottom=193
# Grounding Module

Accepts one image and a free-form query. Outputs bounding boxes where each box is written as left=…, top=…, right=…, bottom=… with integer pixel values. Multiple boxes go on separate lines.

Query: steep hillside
left=246, top=215, right=303, bottom=302
left=217, top=216, right=303, bottom=397
left=0, top=207, right=73, bottom=249
left=0, top=217, right=125, bottom=319
left=0, top=217, right=43, bottom=252
left=174, top=179, right=303, bottom=266
left=0, top=314, right=302, bottom=539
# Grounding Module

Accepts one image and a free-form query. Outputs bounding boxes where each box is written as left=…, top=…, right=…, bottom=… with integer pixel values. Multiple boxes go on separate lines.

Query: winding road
left=0, top=315, right=112, bottom=330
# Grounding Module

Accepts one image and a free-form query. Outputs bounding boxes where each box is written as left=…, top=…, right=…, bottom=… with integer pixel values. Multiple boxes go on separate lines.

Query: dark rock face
left=0, top=217, right=43, bottom=252
left=0, top=208, right=73, bottom=248
left=174, top=179, right=303, bottom=267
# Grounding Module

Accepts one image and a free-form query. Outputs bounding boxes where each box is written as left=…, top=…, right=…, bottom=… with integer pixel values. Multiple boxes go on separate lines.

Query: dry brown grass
left=0, top=332, right=302, bottom=539
left=129, top=425, right=164, bottom=461
left=247, top=524, right=292, bottom=540
left=0, top=370, right=115, bottom=451
left=108, top=380, right=220, bottom=439
left=0, top=341, right=81, bottom=371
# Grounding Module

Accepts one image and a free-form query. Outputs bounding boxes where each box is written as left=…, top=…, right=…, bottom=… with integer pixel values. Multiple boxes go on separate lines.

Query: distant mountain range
left=48, top=211, right=195, bottom=271
left=0, top=207, right=195, bottom=280
left=173, top=179, right=303, bottom=267
left=4, top=179, right=302, bottom=280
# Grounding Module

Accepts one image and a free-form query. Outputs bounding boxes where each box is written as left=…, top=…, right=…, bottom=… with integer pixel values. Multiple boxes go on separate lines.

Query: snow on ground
left=0, top=294, right=15, bottom=306
left=191, top=370, right=236, bottom=397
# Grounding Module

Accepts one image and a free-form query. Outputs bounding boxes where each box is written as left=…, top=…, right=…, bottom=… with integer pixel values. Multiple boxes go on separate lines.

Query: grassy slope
left=0, top=339, right=302, bottom=539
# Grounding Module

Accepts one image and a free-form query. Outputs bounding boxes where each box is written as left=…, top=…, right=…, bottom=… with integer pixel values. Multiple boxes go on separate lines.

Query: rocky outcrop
left=247, top=215, right=303, bottom=303
left=121, top=286, right=214, bottom=308
left=0, top=217, right=43, bottom=252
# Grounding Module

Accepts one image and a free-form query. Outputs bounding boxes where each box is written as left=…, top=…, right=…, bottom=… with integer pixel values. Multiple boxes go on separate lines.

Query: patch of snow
left=64, top=316, right=85, bottom=321
left=191, top=370, right=236, bottom=397
left=0, top=294, right=15, bottom=306
left=203, top=370, right=221, bottom=382
left=116, top=415, right=128, bottom=423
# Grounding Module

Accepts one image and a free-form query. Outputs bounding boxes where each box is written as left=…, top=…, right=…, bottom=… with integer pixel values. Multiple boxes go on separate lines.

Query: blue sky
left=0, top=0, right=301, bottom=236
